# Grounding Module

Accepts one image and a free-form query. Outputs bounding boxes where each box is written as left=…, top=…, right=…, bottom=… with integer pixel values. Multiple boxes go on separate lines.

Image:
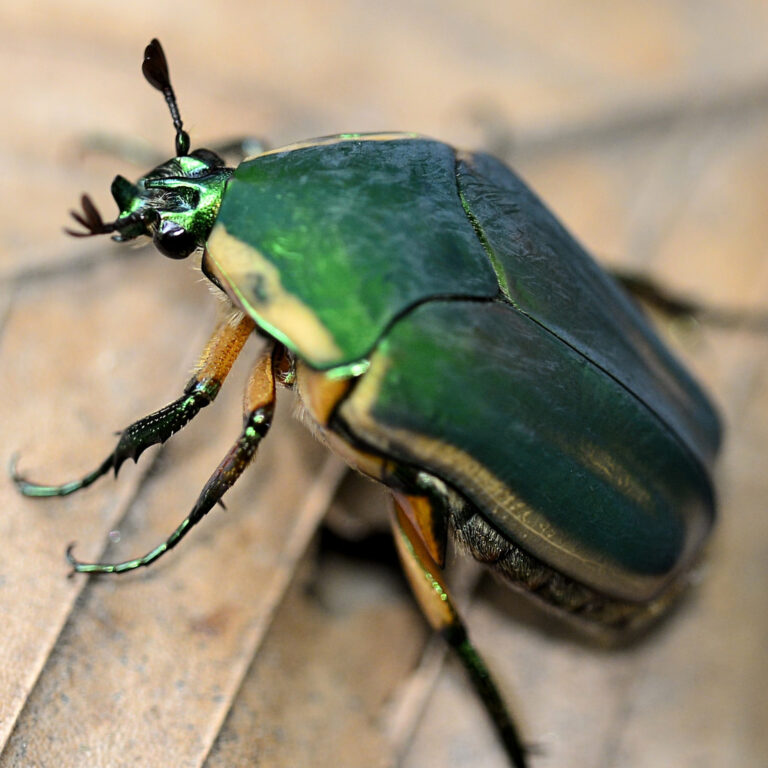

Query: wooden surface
left=2, top=2, right=767, bottom=766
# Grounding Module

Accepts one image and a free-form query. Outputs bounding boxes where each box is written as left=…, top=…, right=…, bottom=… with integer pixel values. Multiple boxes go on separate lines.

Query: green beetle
left=14, top=40, right=720, bottom=767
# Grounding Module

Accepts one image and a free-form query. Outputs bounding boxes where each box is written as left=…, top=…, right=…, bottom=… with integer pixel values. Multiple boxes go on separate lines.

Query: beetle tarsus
left=10, top=453, right=114, bottom=497
left=64, top=403, right=272, bottom=575
left=8, top=389, right=211, bottom=497
left=12, top=315, right=256, bottom=500
left=65, top=543, right=79, bottom=572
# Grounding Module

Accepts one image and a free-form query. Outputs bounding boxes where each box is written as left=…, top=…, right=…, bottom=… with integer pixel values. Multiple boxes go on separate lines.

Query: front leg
left=66, top=340, right=277, bottom=574
left=12, top=310, right=255, bottom=497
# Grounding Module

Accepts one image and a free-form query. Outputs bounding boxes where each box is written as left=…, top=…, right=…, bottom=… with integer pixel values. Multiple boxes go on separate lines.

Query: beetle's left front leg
left=12, top=311, right=256, bottom=497
left=66, top=341, right=276, bottom=574
left=392, top=493, right=528, bottom=768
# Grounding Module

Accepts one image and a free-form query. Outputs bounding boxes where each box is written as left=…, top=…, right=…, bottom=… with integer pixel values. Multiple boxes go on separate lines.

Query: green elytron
left=14, top=40, right=720, bottom=767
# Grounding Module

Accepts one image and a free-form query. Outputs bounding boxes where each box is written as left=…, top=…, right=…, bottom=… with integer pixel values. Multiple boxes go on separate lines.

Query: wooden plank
left=2, top=2, right=767, bottom=766
left=0, top=254, right=209, bottom=750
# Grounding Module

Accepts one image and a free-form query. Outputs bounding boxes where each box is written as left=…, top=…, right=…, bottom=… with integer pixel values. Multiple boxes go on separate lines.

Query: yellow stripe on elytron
left=207, top=225, right=343, bottom=364
left=244, top=132, right=423, bottom=161
left=340, top=354, right=664, bottom=602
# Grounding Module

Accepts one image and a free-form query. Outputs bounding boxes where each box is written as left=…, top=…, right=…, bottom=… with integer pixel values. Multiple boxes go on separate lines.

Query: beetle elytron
left=14, top=40, right=720, bottom=767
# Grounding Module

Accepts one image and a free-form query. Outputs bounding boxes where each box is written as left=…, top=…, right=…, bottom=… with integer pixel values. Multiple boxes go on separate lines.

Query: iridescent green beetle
left=14, top=40, right=720, bottom=767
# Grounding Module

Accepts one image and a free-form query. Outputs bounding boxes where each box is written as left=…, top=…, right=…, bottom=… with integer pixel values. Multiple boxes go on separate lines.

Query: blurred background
left=1, top=2, right=767, bottom=766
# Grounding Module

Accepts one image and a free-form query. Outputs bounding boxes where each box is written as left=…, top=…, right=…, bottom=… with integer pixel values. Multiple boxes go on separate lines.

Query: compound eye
left=153, top=220, right=197, bottom=259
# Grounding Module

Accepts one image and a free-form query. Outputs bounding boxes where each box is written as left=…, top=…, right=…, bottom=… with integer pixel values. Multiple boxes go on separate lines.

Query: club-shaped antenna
left=142, top=38, right=191, bottom=156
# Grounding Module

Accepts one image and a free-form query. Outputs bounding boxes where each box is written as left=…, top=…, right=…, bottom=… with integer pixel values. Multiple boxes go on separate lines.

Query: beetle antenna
left=142, top=39, right=191, bottom=157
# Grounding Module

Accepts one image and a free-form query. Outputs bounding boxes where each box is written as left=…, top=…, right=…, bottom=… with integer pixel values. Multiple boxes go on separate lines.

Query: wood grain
left=1, top=2, right=766, bottom=766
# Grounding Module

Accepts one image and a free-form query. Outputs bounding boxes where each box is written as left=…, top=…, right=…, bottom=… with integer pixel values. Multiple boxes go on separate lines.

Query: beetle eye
left=153, top=220, right=197, bottom=259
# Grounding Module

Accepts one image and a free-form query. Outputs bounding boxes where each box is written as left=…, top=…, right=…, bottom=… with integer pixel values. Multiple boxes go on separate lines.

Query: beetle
left=13, top=39, right=720, bottom=767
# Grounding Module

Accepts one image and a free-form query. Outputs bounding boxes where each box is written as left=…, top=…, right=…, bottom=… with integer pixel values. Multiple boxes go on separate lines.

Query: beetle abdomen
left=450, top=504, right=679, bottom=631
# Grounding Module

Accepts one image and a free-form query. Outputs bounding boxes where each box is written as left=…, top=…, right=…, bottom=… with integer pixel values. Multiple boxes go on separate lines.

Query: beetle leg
left=614, top=269, right=768, bottom=331
left=295, top=361, right=527, bottom=763
left=392, top=495, right=528, bottom=768
left=66, top=341, right=276, bottom=574
left=12, top=312, right=256, bottom=497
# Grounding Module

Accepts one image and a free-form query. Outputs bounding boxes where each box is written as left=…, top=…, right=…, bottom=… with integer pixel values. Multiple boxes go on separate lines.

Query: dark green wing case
left=211, top=136, right=498, bottom=367
left=456, top=151, right=721, bottom=472
left=338, top=300, right=716, bottom=602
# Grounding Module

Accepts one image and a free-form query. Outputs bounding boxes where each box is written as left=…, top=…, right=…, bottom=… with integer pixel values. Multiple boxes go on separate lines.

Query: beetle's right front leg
left=11, top=310, right=256, bottom=497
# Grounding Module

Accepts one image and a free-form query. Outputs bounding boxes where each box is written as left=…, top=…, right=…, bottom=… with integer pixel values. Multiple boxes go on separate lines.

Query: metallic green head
left=106, top=150, right=232, bottom=258
left=67, top=39, right=233, bottom=260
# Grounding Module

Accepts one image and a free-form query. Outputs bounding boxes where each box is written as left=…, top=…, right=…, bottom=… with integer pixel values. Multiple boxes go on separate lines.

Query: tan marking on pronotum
left=207, top=225, right=343, bottom=365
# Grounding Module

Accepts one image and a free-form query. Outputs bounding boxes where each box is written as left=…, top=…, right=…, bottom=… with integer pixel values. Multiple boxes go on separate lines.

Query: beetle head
left=66, top=39, right=233, bottom=259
